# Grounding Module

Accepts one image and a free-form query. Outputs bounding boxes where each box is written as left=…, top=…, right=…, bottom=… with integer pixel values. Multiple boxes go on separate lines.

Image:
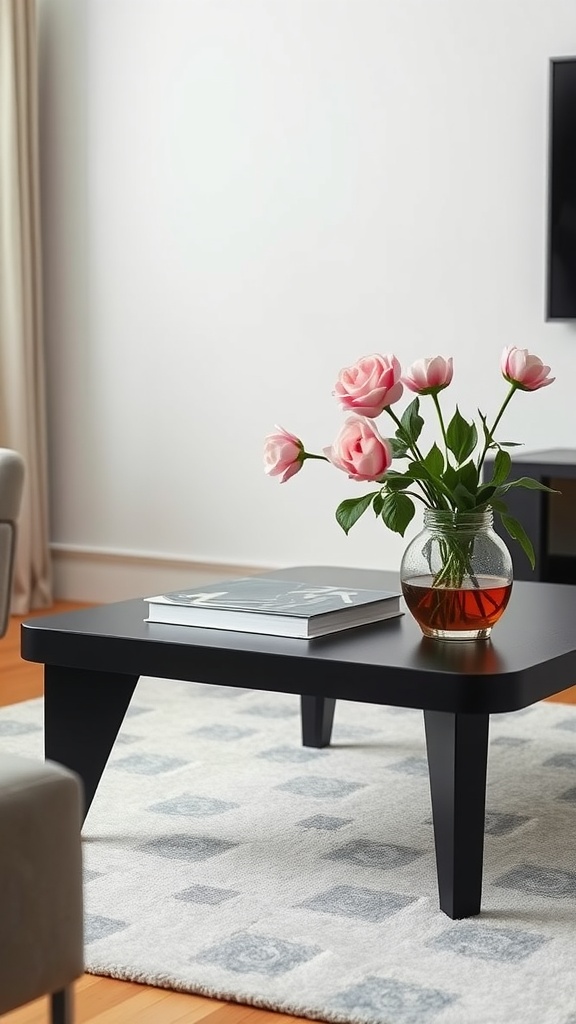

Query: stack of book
left=144, top=575, right=402, bottom=639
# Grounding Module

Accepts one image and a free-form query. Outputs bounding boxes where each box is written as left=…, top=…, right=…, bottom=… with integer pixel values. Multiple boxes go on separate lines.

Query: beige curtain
left=0, top=0, right=51, bottom=612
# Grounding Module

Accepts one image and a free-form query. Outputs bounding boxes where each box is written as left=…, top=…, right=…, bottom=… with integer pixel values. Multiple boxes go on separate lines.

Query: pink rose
left=333, top=353, right=403, bottom=418
left=324, top=417, right=392, bottom=482
left=500, top=347, right=555, bottom=391
left=264, top=426, right=304, bottom=483
left=403, top=355, right=453, bottom=395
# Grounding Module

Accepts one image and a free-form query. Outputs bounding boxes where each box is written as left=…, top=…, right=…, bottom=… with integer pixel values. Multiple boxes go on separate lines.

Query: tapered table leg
left=44, top=665, right=139, bottom=822
left=301, top=695, right=336, bottom=747
left=424, top=710, right=489, bottom=919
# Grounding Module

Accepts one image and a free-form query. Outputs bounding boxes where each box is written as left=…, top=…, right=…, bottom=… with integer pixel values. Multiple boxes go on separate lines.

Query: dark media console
left=483, top=449, right=576, bottom=583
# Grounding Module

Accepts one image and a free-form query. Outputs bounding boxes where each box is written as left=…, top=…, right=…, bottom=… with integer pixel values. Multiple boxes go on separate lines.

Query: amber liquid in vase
left=402, top=574, right=512, bottom=633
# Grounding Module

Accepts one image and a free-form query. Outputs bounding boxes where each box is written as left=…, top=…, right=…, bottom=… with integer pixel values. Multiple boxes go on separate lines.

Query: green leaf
left=490, top=498, right=508, bottom=514
left=458, top=460, right=478, bottom=495
left=442, top=464, right=459, bottom=493
left=401, top=460, right=451, bottom=509
left=423, top=443, right=444, bottom=478
left=452, top=483, right=476, bottom=510
left=498, top=476, right=561, bottom=496
left=446, top=407, right=478, bottom=464
left=478, top=408, right=521, bottom=450
left=478, top=410, right=497, bottom=452
left=380, top=492, right=416, bottom=537
left=399, top=397, right=424, bottom=447
left=491, top=449, right=511, bottom=486
left=404, top=460, right=431, bottom=481
left=500, top=512, right=536, bottom=569
left=372, top=492, right=384, bottom=516
left=382, top=471, right=412, bottom=491
left=335, top=493, right=378, bottom=535
left=474, top=484, right=497, bottom=507
left=389, top=437, right=410, bottom=459
left=445, top=461, right=478, bottom=510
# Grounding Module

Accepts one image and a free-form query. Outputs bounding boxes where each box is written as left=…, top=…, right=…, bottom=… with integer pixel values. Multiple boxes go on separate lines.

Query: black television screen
left=547, top=57, right=576, bottom=320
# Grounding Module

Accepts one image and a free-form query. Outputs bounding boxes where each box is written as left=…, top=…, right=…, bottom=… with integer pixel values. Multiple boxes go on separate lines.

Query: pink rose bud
left=264, top=426, right=304, bottom=483
left=324, top=417, right=393, bottom=482
left=403, top=355, right=454, bottom=395
left=333, top=353, right=403, bottom=418
left=500, top=346, right=555, bottom=391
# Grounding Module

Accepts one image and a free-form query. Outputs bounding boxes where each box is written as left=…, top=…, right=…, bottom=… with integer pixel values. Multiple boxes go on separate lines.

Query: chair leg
left=51, top=987, right=73, bottom=1024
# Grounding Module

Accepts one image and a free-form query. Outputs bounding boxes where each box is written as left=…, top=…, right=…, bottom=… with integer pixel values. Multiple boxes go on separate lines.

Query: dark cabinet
left=482, top=449, right=576, bottom=583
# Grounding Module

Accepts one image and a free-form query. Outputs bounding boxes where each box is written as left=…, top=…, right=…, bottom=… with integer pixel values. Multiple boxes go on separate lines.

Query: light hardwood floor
left=3, top=602, right=576, bottom=1024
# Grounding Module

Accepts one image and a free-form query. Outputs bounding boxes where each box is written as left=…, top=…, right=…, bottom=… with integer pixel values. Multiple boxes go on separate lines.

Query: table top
left=485, top=447, right=576, bottom=478
left=508, top=447, right=576, bottom=466
left=21, top=566, right=576, bottom=714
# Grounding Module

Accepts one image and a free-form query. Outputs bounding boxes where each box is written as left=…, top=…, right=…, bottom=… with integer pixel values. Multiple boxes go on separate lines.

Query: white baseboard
left=50, top=544, right=271, bottom=603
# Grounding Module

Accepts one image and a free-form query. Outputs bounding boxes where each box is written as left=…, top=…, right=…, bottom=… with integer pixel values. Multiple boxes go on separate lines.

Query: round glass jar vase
left=400, top=508, right=513, bottom=641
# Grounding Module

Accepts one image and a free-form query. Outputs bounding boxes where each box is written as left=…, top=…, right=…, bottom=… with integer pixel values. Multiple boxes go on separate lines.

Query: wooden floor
left=3, top=601, right=576, bottom=1023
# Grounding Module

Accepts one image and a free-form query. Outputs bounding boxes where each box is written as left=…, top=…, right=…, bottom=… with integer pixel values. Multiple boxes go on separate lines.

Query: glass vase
left=400, top=508, right=513, bottom=641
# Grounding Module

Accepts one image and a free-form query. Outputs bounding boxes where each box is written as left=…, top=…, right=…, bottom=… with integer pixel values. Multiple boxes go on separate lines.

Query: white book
left=144, top=576, right=403, bottom=639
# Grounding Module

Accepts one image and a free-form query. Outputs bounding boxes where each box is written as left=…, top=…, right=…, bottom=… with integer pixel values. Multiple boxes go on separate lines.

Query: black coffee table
left=21, top=565, right=576, bottom=919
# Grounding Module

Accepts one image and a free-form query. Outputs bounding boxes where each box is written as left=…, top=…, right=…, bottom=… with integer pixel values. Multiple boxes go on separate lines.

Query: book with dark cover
left=144, top=576, right=402, bottom=639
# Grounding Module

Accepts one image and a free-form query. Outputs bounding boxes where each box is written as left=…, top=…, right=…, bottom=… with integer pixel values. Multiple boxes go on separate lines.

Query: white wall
left=38, top=0, right=576, bottom=600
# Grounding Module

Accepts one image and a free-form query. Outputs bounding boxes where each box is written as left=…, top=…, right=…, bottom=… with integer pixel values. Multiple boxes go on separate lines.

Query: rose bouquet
left=264, top=348, right=557, bottom=638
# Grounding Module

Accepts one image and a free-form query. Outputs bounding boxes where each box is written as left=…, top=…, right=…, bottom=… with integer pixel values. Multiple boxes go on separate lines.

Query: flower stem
left=431, top=392, right=449, bottom=462
left=477, top=383, right=518, bottom=476
left=401, top=490, right=431, bottom=505
left=384, top=406, right=450, bottom=510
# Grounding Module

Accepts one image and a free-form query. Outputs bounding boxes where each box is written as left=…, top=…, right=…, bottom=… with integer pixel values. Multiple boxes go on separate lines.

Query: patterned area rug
left=3, top=679, right=576, bottom=1024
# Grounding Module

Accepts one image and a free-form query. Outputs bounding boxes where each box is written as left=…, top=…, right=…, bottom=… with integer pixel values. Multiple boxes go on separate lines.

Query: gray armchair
left=0, top=448, right=84, bottom=1024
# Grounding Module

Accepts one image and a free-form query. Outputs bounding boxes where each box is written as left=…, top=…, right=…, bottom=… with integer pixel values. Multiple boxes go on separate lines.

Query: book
left=144, top=575, right=403, bottom=639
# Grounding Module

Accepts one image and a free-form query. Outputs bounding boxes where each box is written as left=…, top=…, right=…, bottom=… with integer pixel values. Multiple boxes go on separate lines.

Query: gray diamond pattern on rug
left=174, top=884, right=239, bottom=905
left=149, top=794, right=239, bottom=816
left=543, top=751, right=576, bottom=769
left=494, top=864, right=576, bottom=899
left=257, top=744, right=326, bottom=763
left=296, top=814, right=353, bottom=830
left=298, top=884, right=416, bottom=921
left=275, top=775, right=365, bottom=798
left=84, top=914, right=129, bottom=944
left=325, top=838, right=425, bottom=869
left=387, top=756, right=429, bottom=776
left=3, top=679, right=576, bottom=1024
left=110, top=753, right=188, bottom=774
left=188, top=724, right=257, bottom=740
left=332, top=723, right=381, bottom=739
left=239, top=702, right=299, bottom=718
left=139, top=834, right=239, bottom=861
left=484, top=811, right=531, bottom=836
left=329, top=976, right=457, bottom=1023
left=124, top=704, right=152, bottom=717
left=195, top=933, right=322, bottom=975
left=429, top=922, right=549, bottom=962
left=554, top=717, right=576, bottom=732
